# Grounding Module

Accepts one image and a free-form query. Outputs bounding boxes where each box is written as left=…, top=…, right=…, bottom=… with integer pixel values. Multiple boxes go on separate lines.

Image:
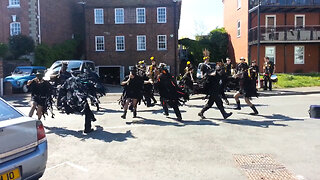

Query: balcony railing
left=249, top=0, right=320, bottom=9
left=249, top=25, right=320, bottom=44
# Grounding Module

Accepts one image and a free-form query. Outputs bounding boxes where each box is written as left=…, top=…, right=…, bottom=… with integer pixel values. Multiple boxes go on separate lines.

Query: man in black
left=56, top=63, right=72, bottom=109
left=233, top=57, right=249, bottom=110
left=263, top=57, right=275, bottom=91
left=198, top=66, right=232, bottom=120
left=225, top=57, right=233, bottom=77
left=27, top=70, right=52, bottom=120
left=155, top=63, right=184, bottom=121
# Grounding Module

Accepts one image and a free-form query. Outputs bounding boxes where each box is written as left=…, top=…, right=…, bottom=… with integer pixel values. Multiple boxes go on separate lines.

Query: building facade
left=84, top=0, right=182, bottom=79
left=0, top=0, right=80, bottom=45
left=223, top=0, right=320, bottom=73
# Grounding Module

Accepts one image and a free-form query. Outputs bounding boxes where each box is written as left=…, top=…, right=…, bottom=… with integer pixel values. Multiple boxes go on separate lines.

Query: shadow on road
left=3, top=94, right=30, bottom=107
left=126, top=116, right=219, bottom=127
left=216, top=113, right=304, bottom=128
left=45, top=125, right=135, bottom=143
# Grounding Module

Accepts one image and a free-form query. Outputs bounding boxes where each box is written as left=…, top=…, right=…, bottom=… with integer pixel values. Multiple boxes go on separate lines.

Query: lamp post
left=257, top=0, right=261, bottom=69
left=173, top=0, right=181, bottom=77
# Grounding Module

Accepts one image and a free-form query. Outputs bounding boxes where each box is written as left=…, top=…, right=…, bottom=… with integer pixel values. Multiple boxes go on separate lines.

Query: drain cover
left=234, top=154, right=297, bottom=180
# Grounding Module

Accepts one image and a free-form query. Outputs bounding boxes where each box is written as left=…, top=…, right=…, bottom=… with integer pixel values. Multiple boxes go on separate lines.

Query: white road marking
left=46, top=161, right=88, bottom=172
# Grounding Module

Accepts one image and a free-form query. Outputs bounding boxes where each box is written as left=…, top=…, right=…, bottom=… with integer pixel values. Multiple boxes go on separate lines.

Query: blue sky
left=179, top=0, right=224, bottom=39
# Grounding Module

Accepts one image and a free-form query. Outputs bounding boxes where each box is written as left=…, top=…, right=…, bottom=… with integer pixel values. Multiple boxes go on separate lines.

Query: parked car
left=43, top=60, right=95, bottom=81
left=4, top=66, right=47, bottom=93
left=0, top=98, right=47, bottom=180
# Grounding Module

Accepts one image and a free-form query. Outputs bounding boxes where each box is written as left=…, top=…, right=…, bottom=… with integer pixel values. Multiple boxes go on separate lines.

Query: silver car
left=0, top=98, right=47, bottom=180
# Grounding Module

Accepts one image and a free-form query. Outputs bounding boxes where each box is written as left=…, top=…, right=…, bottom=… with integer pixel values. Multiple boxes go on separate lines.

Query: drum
left=309, top=105, right=320, bottom=119
left=271, top=74, right=278, bottom=82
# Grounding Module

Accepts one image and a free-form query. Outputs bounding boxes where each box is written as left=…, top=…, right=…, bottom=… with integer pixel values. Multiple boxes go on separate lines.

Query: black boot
left=250, top=105, right=258, bottom=115
left=133, top=109, right=137, bottom=118
left=234, top=100, right=241, bottom=110
left=121, top=110, right=127, bottom=119
left=198, top=109, right=206, bottom=119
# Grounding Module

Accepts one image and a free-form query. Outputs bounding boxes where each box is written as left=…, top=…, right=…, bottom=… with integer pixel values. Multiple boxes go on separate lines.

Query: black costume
left=155, top=69, right=188, bottom=121
left=57, top=74, right=103, bottom=133
left=28, top=79, right=54, bottom=119
left=263, top=61, right=274, bottom=91
left=198, top=70, right=232, bottom=119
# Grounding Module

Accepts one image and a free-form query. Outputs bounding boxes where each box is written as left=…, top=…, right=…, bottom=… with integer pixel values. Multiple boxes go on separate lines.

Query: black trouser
left=201, top=92, right=226, bottom=115
left=83, top=103, right=95, bottom=131
left=263, top=75, right=272, bottom=90
left=161, top=97, right=181, bottom=119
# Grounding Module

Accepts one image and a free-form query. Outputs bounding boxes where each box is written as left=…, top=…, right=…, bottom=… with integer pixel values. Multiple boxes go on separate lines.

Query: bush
left=34, top=39, right=81, bottom=67
left=0, top=43, right=8, bottom=58
left=8, top=35, right=35, bottom=59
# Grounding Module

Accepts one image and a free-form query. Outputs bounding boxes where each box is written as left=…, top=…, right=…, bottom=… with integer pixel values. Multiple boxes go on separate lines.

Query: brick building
left=0, top=0, right=80, bottom=45
left=223, top=0, right=320, bottom=73
left=84, top=0, right=182, bottom=82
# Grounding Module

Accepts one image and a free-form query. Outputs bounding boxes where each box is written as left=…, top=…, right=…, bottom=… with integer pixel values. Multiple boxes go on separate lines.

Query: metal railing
left=249, top=0, right=320, bottom=9
left=249, top=25, right=320, bottom=43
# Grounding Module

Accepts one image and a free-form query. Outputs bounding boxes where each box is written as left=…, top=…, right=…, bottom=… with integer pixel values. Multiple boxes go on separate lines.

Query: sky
left=179, top=0, right=224, bottom=39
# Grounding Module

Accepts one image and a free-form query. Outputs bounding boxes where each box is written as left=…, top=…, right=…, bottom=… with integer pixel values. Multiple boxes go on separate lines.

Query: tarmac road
left=4, top=89, right=320, bottom=180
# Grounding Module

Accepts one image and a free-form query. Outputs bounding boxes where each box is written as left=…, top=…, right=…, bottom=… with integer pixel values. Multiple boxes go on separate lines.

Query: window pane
left=95, top=9, right=104, bottom=24
left=265, top=46, right=276, bottom=64
left=96, top=36, right=105, bottom=51
left=157, top=7, right=166, bottom=23
left=9, top=0, right=20, bottom=6
left=116, top=36, right=125, bottom=51
left=10, top=22, right=21, bottom=36
left=0, top=100, right=22, bottom=121
left=115, top=8, right=124, bottom=24
left=137, top=36, right=146, bottom=50
left=294, top=46, right=304, bottom=64
left=158, top=35, right=167, bottom=50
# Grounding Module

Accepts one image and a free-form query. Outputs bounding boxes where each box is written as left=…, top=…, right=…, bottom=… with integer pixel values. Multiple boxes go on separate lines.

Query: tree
left=0, top=43, right=8, bottom=59
left=8, top=35, right=35, bottom=59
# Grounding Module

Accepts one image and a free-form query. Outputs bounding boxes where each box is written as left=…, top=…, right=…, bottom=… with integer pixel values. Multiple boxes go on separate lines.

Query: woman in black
left=234, top=62, right=259, bottom=115
left=27, top=71, right=52, bottom=120
left=121, top=67, right=149, bottom=119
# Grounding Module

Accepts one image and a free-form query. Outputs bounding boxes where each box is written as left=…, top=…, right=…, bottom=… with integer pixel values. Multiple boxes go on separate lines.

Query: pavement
left=1, top=86, right=320, bottom=180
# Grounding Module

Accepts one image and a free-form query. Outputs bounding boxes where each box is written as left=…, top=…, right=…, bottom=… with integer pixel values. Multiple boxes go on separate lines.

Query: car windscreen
left=0, top=100, right=23, bottom=121
left=12, top=68, right=32, bottom=75
left=67, top=62, right=82, bottom=71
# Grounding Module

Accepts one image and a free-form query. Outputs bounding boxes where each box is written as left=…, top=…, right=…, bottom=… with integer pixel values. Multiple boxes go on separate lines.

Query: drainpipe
left=257, top=0, right=261, bottom=71
left=37, top=0, right=41, bottom=44
left=173, top=1, right=178, bottom=77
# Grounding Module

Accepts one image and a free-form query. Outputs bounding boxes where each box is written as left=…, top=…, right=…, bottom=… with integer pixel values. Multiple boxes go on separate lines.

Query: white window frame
left=295, top=15, right=305, bottom=28
left=137, top=35, right=146, bottom=51
left=136, top=8, right=146, bottom=24
left=237, top=0, right=241, bottom=9
left=8, top=0, right=20, bottom=7
left=265, top=46, right=276, bottom=64
left=116, top=36, right=125, bottom=51
left=94, top=9, right=104, bottom=24
left=10, top=22, right=21, bottom=36
left=237, top=20, right=241, bottom=38
left=265, top=15, right=276, bottom=28
left=95, top=36, right=105, bottom=52
left=157, top=35, right=167, bottom=51
left=115, top=8, right=124, bottom=24
left=294, top=46, right=305, bottom=64
left=157, top=7, right=167, bottom=23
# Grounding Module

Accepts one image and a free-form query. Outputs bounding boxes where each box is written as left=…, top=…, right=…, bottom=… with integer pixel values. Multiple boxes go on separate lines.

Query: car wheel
left=22, top=83, right=29, bottom=93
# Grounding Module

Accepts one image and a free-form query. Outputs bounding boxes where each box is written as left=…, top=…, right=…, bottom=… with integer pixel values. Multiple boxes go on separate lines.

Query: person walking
left=27, top=70, right=52, bottom=120
left=198, top=63, right=232, bottom=120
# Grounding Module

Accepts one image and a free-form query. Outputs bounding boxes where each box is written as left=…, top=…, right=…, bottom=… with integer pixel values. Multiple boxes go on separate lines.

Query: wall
left=223, top=0, right=249, bottom=63
left=250, top=44, right=320, bottom=73
left=85, top=0, right=181, bottom=75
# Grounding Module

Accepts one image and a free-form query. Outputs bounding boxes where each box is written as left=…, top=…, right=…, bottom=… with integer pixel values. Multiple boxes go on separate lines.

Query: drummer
left=263, top=57, right=275, bottom=91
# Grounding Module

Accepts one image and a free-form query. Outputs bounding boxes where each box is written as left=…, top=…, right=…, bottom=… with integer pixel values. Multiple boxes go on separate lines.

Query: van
left=44, top=60, right=95, bottom=81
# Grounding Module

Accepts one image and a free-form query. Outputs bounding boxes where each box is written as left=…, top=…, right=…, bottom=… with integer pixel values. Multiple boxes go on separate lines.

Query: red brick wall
left=85, top=1, right=180, bottom=74
left=0, top=0, right=30, bottom=43
left=251, top=12, right=320, bottom=27
left=40, top=0, right=81, bottom=45
left=250, top=44, right=320, bottom=73
left=223, top=0, right=249, bottom=63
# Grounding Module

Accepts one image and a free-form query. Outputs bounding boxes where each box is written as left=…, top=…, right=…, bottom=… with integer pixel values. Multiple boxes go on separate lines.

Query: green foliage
left=34, top=39, right=80, bottom=67
left=8, top=35, right=35, bottom=59
left=0, top=43, right=8, bottom=58
left=274, top=73, right=320, bottom=88
left=179, top=27, right=229, bottom=67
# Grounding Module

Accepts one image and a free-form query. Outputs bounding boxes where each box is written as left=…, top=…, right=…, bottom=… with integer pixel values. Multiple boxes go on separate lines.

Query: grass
left=271, top=73, right=320, bottom=88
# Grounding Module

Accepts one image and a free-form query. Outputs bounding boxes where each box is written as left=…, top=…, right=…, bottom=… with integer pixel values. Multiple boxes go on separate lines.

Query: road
left=5, top=92, right=320, bottom=180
